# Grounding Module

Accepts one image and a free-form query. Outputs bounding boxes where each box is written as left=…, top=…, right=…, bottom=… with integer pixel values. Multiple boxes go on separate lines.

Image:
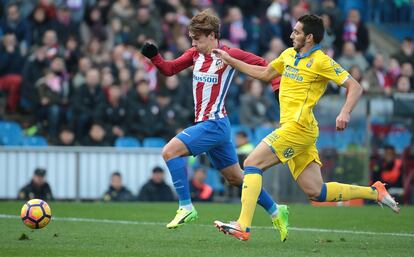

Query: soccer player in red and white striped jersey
left=141, top=9, right=288, bottom=241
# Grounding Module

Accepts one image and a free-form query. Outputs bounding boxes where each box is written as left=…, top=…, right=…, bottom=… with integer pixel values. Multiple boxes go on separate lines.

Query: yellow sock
left=325, top=182, right=378, bottom=201
left=237, top=173, right=262, bottom=231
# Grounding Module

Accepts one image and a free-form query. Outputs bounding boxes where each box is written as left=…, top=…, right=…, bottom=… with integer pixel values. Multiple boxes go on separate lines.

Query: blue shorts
left=176, top=117, right=238, bottom=170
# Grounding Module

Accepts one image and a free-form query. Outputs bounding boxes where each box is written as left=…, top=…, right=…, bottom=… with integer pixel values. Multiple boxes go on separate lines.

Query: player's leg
left=207, top=141, right=279, bottom=220
left=296, top=159, right=400, bottom=213
left=237, top=142, right=281, bottom=231
left=162, top=137, right=198, bottom=228
left=214, top=142, right=281, bottom=240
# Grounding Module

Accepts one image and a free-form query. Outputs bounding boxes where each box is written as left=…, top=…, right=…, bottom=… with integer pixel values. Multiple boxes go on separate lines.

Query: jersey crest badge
left=306, top=58, right=314, bottom=68
left=283, top=147, right=294, bottom=158
left=215, top=59, right=224, bottom=70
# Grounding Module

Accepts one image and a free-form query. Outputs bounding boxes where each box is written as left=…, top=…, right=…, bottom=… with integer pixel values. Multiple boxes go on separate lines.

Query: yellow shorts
left=263, top=122, right=322, bottom=180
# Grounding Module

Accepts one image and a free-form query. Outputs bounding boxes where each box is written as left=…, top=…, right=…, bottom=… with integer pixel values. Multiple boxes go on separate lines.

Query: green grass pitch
left=0, top=201, right=413, bottom=257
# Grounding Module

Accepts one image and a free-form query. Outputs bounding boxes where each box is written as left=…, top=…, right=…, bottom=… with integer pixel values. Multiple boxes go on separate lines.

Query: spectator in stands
left=72, top=68, right=106, bottom=141
left=258, top=2, right=283, bottom=55
left=190, top=167, right=213, bottom=202
left=314, top=0, right=343, bottom=30
left=0, top=33, right=24, bottom=113
left=18, top=168, right=53, bottom=201
left=138, top=166, right=175, bottom=202
left=337, top=41, right=368, bottom=71
left=95, top=86, right=128, bottom=144
left=109, top=0, right=135, bottom=26
left=364, top=53, right=392, bottom=95
left=221, top=6, right=251, bottom=51
left=395, top=75, right=412, bottom=94
left=72, top=56, right=92, bottom=89
left=392, top=37, right=414, bottom=67
left=80, top=6, right=108, bottom=45
left=29, top=6, right=54, bottom=47
left=236, top=131, right=254, bottom=165
left=335, top=8, right=369, bottom=55
left=386, top=58, right=401, bottom=87
left=348, top=65, right=369, bottom=94
left=156, top=91, right=184, bottom=140
left=35, top=57, right=71, bottom=141
left=127, top=79, right=162, bottom=141
left=400, top=62, right=414, bottom=89
left=52, top=5, right=80, bottom=44
left=81, top=122, right=113, bottom=146
left=41, top=29, right=61, bottom=60
left=107, top=17, right=128, bottom=48
left=21, top=46, right=49, bottom=111
left=128, top=5, right=162, bottom=47
left=371, top=145, right=403, bottom=199
left=319, top=13, right=336, bottom=57
left=56, top=126, right=75, bottom=146
left=239, top=79, right=273, bottom=129
left=103, top=171, right=135, bottom=202
left=84, top=37, right=109, bottom=67
left=63, top=35, right=82, bottom=75
left=266, top=38, right=286, bottom=59
left=0, top=3, right=31, bottom=55
left=161, top=75, right=192, bottom=117
left=118, top=67, right=133, bottom=96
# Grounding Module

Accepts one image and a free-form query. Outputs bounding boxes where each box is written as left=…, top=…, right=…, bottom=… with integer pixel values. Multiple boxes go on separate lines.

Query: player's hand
left=212, top=49, right=231, bottom=64
left=141, top=42, right=159, bottom=59
left=336, top=111, right=350, bottom=131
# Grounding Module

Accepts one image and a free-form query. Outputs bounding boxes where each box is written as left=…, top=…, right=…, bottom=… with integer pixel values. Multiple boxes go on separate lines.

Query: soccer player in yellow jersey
left=212, top=14, right=400, bottom=241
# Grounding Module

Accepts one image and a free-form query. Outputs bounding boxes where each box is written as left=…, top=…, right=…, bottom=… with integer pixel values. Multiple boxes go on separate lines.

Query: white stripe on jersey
left=192, top=52, right=234, bottom=122
left=196, top=54, right=218, bottom=121
left=210, top=64, right=234, bottom=119
left=192, top=53, right=204, bottom=120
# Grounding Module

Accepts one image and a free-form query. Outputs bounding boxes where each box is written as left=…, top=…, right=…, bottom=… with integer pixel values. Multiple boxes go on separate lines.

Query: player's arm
left=227, top=48, right=281, bottom=89
left=213, top=49, right=279, bottom=82
left=141, top=42, right=193, bottom=76
left=336, top=76, right=363, bottom=131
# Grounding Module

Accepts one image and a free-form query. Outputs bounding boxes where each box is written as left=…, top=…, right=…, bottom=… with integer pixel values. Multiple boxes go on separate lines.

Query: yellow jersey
left=270, top=46, right=350, bottom=129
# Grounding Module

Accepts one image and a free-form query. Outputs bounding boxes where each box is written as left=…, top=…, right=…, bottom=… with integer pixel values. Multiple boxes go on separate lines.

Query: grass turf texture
left=0, top=202, right=413, bottom=257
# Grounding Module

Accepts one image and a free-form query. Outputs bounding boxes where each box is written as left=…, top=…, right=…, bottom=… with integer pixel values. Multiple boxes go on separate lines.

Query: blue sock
left=166, top=157, right=191, bottom=207
left=258, top=188, right=278, bottom=217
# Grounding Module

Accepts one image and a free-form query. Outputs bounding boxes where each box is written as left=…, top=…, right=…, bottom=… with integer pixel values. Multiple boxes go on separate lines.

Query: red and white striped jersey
left=150, top=45, right=274, bottom=122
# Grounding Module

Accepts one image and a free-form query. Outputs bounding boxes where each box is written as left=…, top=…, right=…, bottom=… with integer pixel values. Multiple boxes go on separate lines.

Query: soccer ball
left=20, top=199, right=52, bottom=229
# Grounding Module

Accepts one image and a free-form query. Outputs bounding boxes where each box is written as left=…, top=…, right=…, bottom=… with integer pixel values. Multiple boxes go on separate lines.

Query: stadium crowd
left=0, top=0, right=413, bottom=203
left=0, top=0, right=412, bottom=145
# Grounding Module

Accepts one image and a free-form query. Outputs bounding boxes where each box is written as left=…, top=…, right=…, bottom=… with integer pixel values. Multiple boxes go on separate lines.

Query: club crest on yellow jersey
left=306, top=58, right=314, bottom=68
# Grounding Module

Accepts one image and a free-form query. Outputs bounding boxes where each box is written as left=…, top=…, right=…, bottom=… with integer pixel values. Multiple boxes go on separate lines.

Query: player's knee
left=226, top=174, right=242, bottom=186
left=243, top=156, right=258, bottom=168
left=305, top=187, right=322, bottom=200
left=162, top=145, right=176, bottom=160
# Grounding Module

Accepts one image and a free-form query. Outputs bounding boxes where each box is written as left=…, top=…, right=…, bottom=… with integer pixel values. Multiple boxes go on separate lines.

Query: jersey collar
left=294, top=44, right=321, bottom=66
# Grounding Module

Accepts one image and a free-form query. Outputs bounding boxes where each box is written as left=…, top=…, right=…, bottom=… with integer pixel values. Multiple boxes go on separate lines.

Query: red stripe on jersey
left=202, top=64, right=223, bottom=121
left=195, top=55, right=214, bottom=120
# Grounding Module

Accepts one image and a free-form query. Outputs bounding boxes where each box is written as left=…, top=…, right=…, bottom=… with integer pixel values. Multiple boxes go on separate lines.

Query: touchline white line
left=1, top=214, right=413, bottom=238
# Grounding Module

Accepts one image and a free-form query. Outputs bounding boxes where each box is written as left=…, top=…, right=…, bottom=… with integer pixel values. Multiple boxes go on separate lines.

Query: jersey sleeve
left=227, top=48, right=267, bottom=66
left=269, top=49, right=288, bottom=74
left=317, top=55, right=350, bottom=86
left=150, top=48, right=194, bottom=76
left=227, top=48, right=280, bottom=90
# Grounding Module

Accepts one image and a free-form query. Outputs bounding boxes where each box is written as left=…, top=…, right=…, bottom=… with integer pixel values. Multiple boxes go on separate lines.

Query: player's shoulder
left=275, top=47, right=296, bottom=60
left=312, top=49, right=335, bottom=68
left=313, top=49, right=332, bottom=62
left=284, top=47, right=296, bottom=55
left=186, top=47, right=198, bottom=55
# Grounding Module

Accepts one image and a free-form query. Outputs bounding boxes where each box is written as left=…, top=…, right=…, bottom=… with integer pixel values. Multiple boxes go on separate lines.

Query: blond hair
left=188, top=9, right=220, bottom=38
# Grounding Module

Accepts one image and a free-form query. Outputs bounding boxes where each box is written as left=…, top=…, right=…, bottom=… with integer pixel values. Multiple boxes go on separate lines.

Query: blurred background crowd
left=0, top=0, right=414, bottom=203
